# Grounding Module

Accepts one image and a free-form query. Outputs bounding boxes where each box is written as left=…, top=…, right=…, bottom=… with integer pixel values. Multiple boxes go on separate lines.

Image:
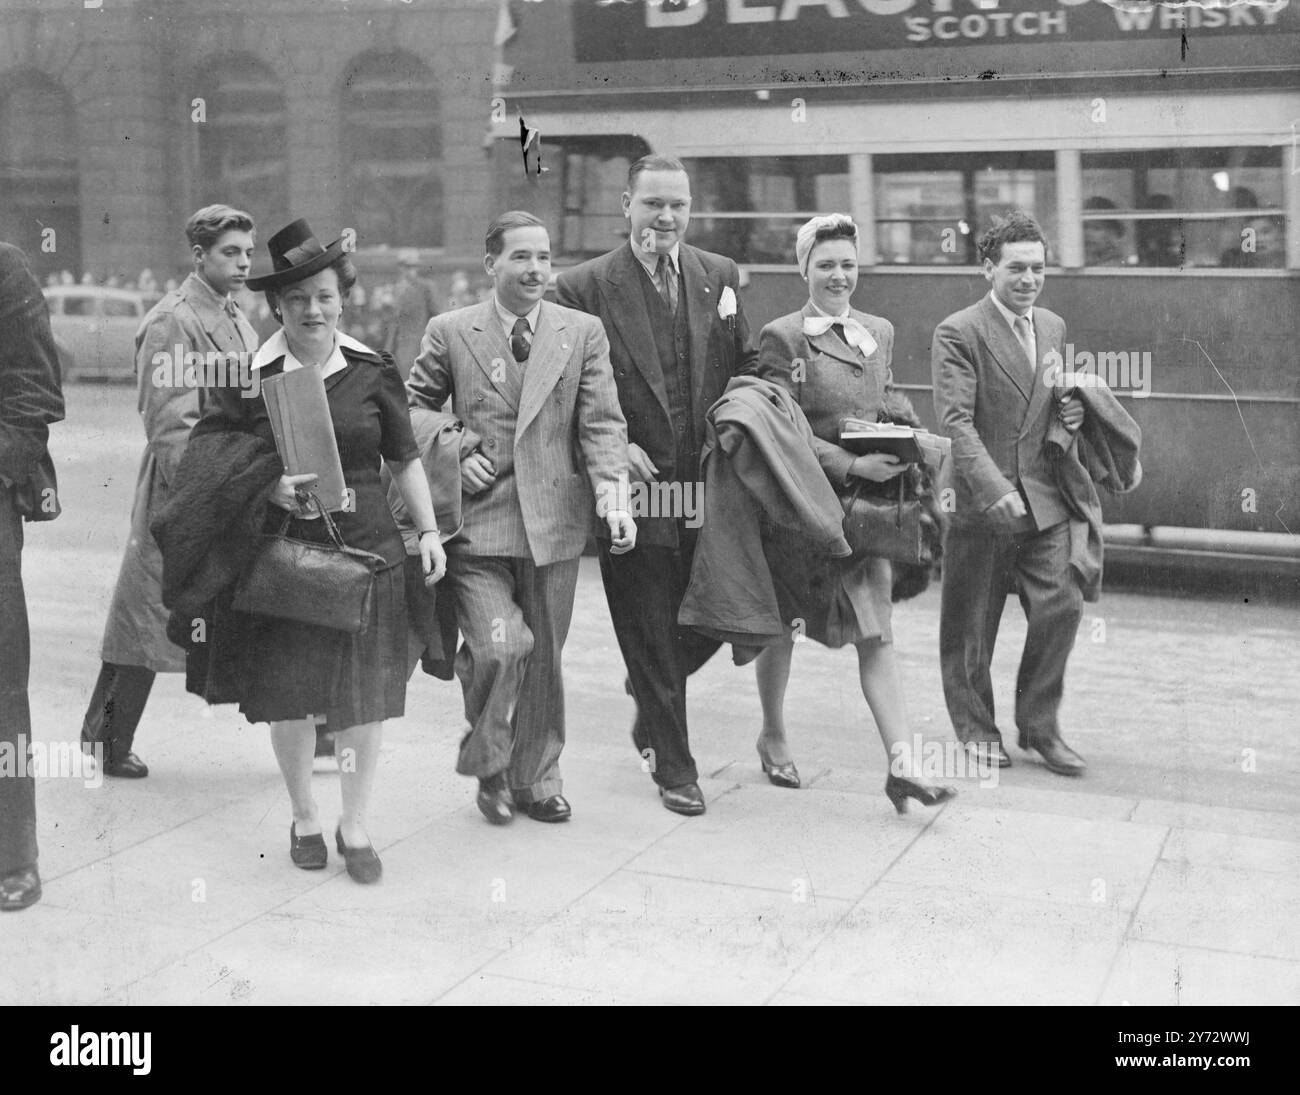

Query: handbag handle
left=277, top=489, right=350, bottom=551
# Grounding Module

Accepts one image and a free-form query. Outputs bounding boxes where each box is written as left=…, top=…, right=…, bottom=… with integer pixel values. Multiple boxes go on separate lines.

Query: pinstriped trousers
left=446, top=553, right=580, bottom=803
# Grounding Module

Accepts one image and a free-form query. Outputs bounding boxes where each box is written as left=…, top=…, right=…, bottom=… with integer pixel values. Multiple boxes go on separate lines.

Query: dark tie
left=1013, top=314, right=1035, bottom=377
left=655, top=253, right=678, bottom=315
left=510, top=317, right=530, bottom=363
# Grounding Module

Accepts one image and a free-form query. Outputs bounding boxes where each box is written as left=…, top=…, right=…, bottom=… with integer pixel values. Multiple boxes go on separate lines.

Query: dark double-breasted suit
left=407, top=298, right=627, bottom=802
left=556, top=241, right=757, bottom=789
left=0, top=242, right=64, bottom=883
left=931, top=292, right=1083, bottom=748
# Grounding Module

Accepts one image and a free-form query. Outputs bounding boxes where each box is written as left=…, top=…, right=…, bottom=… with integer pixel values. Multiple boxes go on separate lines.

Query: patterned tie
left=655, top=253, right=678, bottom=315
left=510, top=317, right=530, bottom=363
left=1013, top=314, right=1035, bottom=377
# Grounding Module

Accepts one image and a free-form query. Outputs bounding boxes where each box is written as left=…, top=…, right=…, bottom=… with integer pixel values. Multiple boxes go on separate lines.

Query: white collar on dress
left=251, top=327, right=375, bottom=377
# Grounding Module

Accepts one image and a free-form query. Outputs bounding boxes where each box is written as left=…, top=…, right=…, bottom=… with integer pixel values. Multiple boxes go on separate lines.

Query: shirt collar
left=630, top=239, right=680, bottom=279
left=182, top=272, right=232, bottom=322
left=251, top=327, right=375, bottom=377
left=989, top=291, right=1032, bottom=329
left=494, top=296, right=542, bottom=337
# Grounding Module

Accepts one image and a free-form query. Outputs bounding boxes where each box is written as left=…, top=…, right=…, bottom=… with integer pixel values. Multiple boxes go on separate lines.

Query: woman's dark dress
left=204, top=342, right=418, bottom=729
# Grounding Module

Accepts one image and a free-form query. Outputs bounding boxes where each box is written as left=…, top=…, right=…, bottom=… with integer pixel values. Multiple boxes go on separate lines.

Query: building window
left=679, top=156, right=851, bottom=264
left=196, top=56, right=289, bottom=237
left=1082, top=147, right=1285, bottom=269
left=0, top=73, right=80, bottom=279
left=874, top=152, right=1057, bottom=265
left=341, top=51, right=442, bottom=249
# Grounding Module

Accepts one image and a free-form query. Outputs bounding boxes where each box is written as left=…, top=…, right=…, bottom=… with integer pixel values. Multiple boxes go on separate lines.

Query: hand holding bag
left=839, top=473, right=929, bottom=565
left=232, top=492, right=386, bottom=633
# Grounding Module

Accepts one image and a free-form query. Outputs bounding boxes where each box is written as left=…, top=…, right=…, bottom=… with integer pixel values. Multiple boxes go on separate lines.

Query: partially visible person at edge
left=80, top=205, right=258, bottom=779
left=555, top=153, right=758, bottom=818
left=0, top=239, right=64, bottom=911
left=176, top=220, right=446, bottom=884
left=753, top=214, right=956, bottom=814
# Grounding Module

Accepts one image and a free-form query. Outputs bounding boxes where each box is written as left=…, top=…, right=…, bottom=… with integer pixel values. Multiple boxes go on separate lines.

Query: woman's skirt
left=238, top=561, right=408, bottom=730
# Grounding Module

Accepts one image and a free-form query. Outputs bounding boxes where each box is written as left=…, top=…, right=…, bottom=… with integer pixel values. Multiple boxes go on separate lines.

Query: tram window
left=1081, top=148, right=1285, bottom=268
left=679, top=156, right=851, bottom=264
left=874, top=153, right=1056, bottom=265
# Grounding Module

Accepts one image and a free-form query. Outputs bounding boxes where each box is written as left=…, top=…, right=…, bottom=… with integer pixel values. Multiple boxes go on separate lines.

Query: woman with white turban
left=753, top=214, right=956, bottom=814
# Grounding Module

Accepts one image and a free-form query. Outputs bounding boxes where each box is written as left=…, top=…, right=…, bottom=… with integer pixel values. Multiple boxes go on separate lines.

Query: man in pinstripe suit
left=408, top=211, right=635, bottom=825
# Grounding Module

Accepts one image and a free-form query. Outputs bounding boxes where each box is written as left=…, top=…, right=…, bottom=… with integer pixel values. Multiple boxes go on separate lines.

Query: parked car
left=44, top=286, right=147, bottom=382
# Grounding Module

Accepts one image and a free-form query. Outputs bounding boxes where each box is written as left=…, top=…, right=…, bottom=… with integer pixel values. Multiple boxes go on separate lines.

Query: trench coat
left=99, top=273, right=258, bottom=672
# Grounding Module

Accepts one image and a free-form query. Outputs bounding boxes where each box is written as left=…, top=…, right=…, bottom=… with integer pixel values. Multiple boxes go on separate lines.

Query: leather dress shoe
left=0, top=868, right=41, bottom=911
left=102, top=751, right=149, bottom=779
left=1023, top=735, right=1087, bottom=776
left=966, top=739, right=1012, bottom=769
left=659, top=781, right=706, bottom=816
left=757, top=743, right=801, bottom=789
left=476, top=775, right=514, bottom=825
left=522, top=794, right=571, bottom=823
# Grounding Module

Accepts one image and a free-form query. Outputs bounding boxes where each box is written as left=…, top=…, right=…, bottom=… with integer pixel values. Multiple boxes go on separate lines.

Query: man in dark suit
left=931, top=210, right=1087, bottom=776
left=408, top=211, right=634, bottom=825
left=556, top=154, right=758, bottom=815
left=0, top=240, right=64, bottom=910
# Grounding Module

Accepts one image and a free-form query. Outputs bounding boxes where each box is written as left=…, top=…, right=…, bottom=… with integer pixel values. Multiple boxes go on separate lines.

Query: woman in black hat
left=208, top=220, right=446, bottom=883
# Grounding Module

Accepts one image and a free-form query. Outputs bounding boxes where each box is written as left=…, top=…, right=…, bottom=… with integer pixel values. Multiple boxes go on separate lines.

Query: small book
left=261, top=365, right=348, bottom=512
left=839, top=418, right=926, bottom=464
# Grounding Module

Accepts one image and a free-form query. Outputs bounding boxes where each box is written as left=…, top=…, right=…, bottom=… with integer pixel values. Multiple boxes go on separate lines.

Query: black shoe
left=1022, top=735, right=1087, bottom=776
left=756, top=741, right=800, bottom=789
left=966, top=739, right=1012, bottom=769
left=659, top=781, right=706, bottom=816
left=884, top=774, right=957, bottom=815
left=102, top=751, right=149, bottom=779
left=289, top=823, right=327, bottom=870
left=476, top=775, right=514, bottom=825
left=522, top=794, right=572, bottom=823
left=334, top=827, right=382, bottom=884
left=0, top=867, right=41, bottom=911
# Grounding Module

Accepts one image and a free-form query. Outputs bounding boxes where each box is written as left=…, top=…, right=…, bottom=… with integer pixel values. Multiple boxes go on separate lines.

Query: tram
left=487, top=0, right=1300, bottom=574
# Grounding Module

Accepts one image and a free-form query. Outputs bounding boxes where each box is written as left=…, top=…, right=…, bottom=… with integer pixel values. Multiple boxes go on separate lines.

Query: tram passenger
left=1136, top=195, right=1182, bottom=268
left=556, top=154, right=757, bottom=818
left=1083, top=197, right=1128, bottom=266
left=750, top=214, right=957, bottom=813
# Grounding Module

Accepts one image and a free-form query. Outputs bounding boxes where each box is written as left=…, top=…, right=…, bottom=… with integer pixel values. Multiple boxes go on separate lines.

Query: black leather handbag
left=232, top=492, right=386, bottom=634
left=839, top=473, right=929, bottom=565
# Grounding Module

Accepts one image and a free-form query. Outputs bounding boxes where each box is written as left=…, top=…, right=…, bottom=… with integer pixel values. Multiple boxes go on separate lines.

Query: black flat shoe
left=756, top=742, right=800, bottom=789
left=476, top=775, right=514, bottom=825
left=522, top=794, right=572, bottom=823
left=102, top=751, right=149, bottom=779
left=334, top=827, right=382, bottom=884
left=289, top=823, right=327, bottom=870
left=885, top=774, right=957, bottom=815
left=659, top=782, right=706, bottom=816
left=0, top=868, right=41, bottom=911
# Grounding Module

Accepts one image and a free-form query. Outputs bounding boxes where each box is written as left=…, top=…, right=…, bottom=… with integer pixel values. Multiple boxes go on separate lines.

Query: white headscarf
left=795, top=214, right=859, bottom=279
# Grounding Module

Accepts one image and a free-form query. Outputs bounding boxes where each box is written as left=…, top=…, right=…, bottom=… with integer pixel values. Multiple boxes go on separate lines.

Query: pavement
left=2, top=384, right=1297, bottom=1006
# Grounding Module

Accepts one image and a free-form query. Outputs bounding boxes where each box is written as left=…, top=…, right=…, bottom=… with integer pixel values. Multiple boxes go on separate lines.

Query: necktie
left=510, top=317, right=530, bottom=363
left=655, top=253, right=678, bottom=315
left=802, top=313, right=878, bottom=356
left=1013, top=314, right=1035, bottom=376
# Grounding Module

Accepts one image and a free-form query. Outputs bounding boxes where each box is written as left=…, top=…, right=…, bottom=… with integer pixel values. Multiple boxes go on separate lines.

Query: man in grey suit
left=408, top=211, right=635, bottom=824
left=931, top=210, right=1088, bottom=776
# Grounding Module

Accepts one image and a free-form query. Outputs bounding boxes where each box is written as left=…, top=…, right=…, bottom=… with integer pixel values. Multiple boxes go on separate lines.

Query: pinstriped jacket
left=406, top=299, right=628, bottom=567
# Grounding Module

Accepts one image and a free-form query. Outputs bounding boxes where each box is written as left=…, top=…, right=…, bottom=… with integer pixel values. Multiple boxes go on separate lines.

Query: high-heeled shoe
left=289, top=823, right=327, bottom=870
left=884, top=773, right=957, bottom=815
left=756, top=741, right=801, bottom=789
left=334, top=826, right=382, bottom=884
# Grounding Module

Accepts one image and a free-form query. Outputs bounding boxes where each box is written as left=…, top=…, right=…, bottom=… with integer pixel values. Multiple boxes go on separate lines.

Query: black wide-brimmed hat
left=246, top=219, right=346, bottom=291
